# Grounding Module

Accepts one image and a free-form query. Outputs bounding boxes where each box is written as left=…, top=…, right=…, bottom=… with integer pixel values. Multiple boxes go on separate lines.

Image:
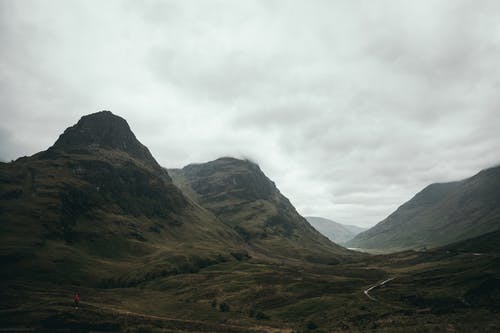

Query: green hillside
left=346, top=166, right=500, bottom=251
left=441, top=228, right=500, bottom=254
left=2, top=218, right=499, bottom=332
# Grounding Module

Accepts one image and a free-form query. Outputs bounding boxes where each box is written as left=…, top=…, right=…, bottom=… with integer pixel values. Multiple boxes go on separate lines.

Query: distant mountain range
left=305, top=216, right=366, bottom=244
left=346, top=166, right=500, bottom=251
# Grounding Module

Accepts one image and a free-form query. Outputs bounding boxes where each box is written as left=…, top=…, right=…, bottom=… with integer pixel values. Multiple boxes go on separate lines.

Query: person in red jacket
left=73, top=293, right=80, bottom=309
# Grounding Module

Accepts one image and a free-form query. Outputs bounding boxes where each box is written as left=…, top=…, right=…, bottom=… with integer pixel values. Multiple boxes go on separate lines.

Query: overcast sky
left=1, top=0, right=500, bottom=227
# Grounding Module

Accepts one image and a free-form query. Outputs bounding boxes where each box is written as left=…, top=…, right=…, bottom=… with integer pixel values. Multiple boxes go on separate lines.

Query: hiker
left=74, top=292, right=80, bottom=308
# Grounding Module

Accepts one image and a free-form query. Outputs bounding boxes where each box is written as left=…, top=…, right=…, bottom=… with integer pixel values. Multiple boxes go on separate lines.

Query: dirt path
left=84, top=301, right=290, bottom=333
left=364, top=277, right=395, bottom=301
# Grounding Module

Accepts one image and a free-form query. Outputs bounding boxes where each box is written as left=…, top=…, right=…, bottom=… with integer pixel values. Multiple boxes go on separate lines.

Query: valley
left=1, top=112, right=499, bottom=332
left=2, top=240, right=498, bottom=332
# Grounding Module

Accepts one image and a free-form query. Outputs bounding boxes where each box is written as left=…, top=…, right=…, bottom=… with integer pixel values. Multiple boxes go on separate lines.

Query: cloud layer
left=1, top=0, right=500, bottom=227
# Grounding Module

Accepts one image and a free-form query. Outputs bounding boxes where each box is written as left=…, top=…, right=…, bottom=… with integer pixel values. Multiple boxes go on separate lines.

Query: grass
left=2, top=245, right=499, bottom=332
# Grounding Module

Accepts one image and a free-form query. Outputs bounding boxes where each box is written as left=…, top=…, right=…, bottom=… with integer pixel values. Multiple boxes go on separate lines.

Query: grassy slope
left=0, top=148, right=247, bottom=288
left=363, top=231, right=500, bottom=332
left=1, top=234, right=499, bottom=332
left=347, top=166, right=500, bottom=251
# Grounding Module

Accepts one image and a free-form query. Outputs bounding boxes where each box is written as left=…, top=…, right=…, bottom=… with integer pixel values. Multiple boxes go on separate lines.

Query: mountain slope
left=346, top=166, right=500, bottom=251
left=0, top=111, right=244, bottom=286
left=305, top=216, right=366, bottom=244
left=441, top=228, right=500, bottom=254
left=169, top=158, right=352, bottom=262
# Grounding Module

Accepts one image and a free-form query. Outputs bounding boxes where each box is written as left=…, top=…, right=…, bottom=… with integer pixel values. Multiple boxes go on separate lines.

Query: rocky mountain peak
left=51, top=111, right=158, bottom=166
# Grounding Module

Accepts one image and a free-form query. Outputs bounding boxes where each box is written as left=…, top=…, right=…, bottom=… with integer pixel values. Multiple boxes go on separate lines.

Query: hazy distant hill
left=169, top=158, right=352, bottom=263
left=346, top=166, right=500, bottom=251
left=305, top=216, right=366, bottom=244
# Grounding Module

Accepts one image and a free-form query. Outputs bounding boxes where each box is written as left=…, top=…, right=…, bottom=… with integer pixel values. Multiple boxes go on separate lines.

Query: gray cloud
left=1, top=0, right=500, bottom=227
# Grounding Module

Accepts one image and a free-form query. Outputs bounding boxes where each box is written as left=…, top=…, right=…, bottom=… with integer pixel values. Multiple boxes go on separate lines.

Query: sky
left=1, top=0, right=500, bottom=227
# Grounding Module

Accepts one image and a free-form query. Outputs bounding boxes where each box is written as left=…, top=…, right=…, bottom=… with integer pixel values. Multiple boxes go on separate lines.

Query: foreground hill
left=169, top=158, right=351, bottom=262
left=0, top=111, right=244, bottom=286
left=347, top=165, right=500, bottom=251
left=305, top=216, right=366, bottom=244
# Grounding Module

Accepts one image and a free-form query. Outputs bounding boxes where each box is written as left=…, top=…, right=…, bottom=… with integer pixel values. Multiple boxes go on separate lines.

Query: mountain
left=169, top=158, right=352, bottom=263
left=52, top=110, right=161, bottom=169
left=305, top=216, right=366, bottom=244
left=346, top=165, right=500, bottom=251
left=0, top=111, right=244, bottom=286
left=1, top=112, right=499, bottom=332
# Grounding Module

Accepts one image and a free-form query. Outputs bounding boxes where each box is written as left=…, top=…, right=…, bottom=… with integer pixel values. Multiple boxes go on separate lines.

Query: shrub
left=306, top=321, right=318, bottom=330
left=129, top=325, right=153, bottom=333
left=219, top=302, right=230, bottom=312
left=255, top=311, right=270, bottom=320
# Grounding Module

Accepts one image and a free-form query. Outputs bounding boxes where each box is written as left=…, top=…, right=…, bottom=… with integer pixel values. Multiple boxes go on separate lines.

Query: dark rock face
left=48, top=111, right=187, bottom=217
left=52, top=111, right=158, bottom=167
left=62, top=159, right=187, bottom=219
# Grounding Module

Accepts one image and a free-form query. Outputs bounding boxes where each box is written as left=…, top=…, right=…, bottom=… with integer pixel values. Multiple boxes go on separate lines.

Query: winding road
left=364, top=277, right=395, bottom=301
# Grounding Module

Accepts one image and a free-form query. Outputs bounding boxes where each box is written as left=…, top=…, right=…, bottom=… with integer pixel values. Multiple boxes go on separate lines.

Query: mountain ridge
left=346, top=165, right=500, bottom=251
left=168, top=157, right=353, bottom=262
